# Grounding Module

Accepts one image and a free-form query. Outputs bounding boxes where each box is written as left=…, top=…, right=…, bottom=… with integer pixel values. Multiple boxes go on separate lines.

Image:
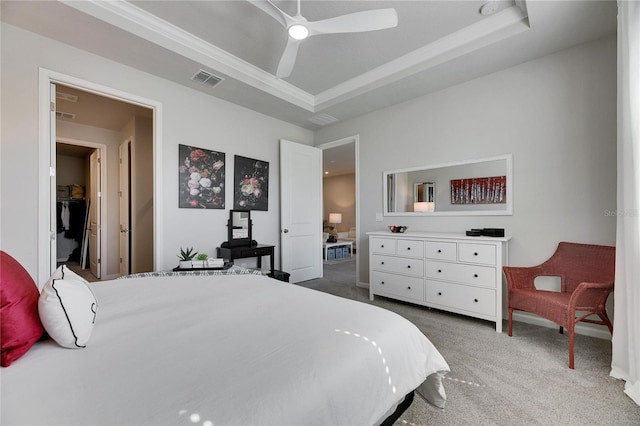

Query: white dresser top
left=366, top=231, right=511, bottom=243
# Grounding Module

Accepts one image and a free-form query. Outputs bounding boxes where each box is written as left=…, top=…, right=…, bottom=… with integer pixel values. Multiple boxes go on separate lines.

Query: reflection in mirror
left=384, top=154, right=512, bottom=216
left=227, top=209, right=252, bottom=246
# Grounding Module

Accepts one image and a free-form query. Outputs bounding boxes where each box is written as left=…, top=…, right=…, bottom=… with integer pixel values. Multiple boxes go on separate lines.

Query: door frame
left=316, top=135, right=361, bottom=287
left=38, top=68, right=164, bottom=284
left=57, top=137, right=107, bottom=279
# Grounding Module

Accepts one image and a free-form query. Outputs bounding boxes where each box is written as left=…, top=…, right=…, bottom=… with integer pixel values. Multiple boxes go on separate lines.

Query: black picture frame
left=178, top=144, right=225, bottom=209
left=233, top=155, right=269, bottom=211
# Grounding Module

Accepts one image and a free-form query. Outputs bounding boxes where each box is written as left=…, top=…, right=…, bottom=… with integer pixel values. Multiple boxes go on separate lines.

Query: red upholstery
left=504, top=242, right=615, bottom=369
left=1, top=251, right=44, bottom=367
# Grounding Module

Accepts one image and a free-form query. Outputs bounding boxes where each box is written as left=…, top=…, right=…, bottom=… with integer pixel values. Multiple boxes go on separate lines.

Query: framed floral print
left=178, top=144, right=225, bottom=209
left=233, top=155, right=269, bottom=211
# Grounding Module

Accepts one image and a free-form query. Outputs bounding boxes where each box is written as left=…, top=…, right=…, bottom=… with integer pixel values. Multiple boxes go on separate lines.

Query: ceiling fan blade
left=247, top=0, right=292, bottom=28
left=276, top=38, right=302, bottom=78
left=308, top=8, right=398, bottom=36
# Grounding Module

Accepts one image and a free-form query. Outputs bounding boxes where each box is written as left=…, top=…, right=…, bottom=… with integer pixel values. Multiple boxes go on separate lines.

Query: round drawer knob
left=438, top=269, right=442, bottom=273
left=381, top=245, right=384, bottom=248
left=474, top=299, right=479, bottom=303
left=474, top=274, right=479, bottom=278
left=381, top=281, right=385, bottom=285
left=474, top=252, right=478, bottom=256
left=438, top=292, right=442, bottom=296
left=381, top=261, right=385, bottom=265
left=407, top=265, right=411, bottom=269
left=407, top=286, right=411, bottom=290
left=437, top=249, right=442, bottom=253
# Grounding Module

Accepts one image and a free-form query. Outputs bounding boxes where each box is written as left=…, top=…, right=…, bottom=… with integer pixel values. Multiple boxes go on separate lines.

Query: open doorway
left=53, top=84, right=154, bottom=281
left=319, top=136, right=359, bottom=285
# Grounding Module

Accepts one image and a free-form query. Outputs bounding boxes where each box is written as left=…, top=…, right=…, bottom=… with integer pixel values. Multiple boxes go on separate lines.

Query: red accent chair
left=503, top=242, right=615, bottom=369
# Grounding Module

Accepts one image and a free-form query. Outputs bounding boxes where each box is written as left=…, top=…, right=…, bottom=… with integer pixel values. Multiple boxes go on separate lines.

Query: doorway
left=319, top=136, right=359, bottom=285
left=45, top=79, right=157, bottom=281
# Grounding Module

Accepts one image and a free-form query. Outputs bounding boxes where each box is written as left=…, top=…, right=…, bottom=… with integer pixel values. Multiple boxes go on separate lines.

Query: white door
left=89, top=150, right=101, bottom=278
left=280, top=140, right=322, bottom=283
left=49, top=83, right=57, bottom=275
left=119, top=141, right=131, bottom=276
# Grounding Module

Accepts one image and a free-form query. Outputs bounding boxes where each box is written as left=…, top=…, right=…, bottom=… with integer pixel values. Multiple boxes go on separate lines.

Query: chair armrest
left=569, top=281, right=614, bottom=310
left=503, top=266, right=543, bottom=290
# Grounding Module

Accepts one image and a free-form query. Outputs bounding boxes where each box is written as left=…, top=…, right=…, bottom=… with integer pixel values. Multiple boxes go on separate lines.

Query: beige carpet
left=300, top=259, right=639, bottom=425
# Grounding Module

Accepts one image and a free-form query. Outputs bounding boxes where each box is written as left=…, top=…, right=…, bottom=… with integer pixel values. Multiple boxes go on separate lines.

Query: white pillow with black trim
left=38, top=266, right=97, bottom=349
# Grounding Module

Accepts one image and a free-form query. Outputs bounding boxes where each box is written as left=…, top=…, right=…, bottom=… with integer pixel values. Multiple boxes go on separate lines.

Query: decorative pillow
left=38, top=266, right=97, bottom=349
left=1, top=251, right=44, bottom=367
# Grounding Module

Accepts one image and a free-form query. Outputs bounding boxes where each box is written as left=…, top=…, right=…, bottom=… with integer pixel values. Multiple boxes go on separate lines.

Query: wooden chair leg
left=559, top=326, right=564, bottom=334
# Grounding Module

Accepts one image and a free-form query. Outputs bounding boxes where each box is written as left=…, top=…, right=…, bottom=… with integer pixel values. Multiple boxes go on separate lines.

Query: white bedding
left=1, top=273, right=449, bottom=425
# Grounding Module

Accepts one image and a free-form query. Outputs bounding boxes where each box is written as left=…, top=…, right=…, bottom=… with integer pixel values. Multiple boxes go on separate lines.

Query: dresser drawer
left=425, top=280, right=496, bottom=317
left=370, top=237, right=396, bottom=255
left=397, top=239, right=424, bottom=259
left=372, top=271, right=424, bottom=302
left=459, top=243, right=496, bottom=265
left=425, top=260, right=496, bottom=288
left=424, top=241, right=457, bottom=261
left=372, top=255, right=424, bottom=277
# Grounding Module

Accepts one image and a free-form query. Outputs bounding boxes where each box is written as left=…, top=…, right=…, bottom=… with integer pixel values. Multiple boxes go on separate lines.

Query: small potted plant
left=194, top=253, right=209, bottom=268
left=177, top=247, right=197, bottom=269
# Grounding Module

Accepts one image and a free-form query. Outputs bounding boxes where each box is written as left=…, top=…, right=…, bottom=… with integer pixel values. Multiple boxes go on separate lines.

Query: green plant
left=196, top=253, right=208, bottom=261
left=177, top=247, right=197, bottom=261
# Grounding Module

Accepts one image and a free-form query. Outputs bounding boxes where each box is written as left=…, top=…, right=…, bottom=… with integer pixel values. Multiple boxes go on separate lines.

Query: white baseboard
left=356, top=281, right=369, bottom=289
left=511, top=312, right=612, bottom=340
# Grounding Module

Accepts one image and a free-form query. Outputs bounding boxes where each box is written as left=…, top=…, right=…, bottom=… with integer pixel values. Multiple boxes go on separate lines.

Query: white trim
left=318, top=135, right=360, bottom=286
left=38, top=68, right=163, bottom=284
left=56, top=137, right=108, bottom=280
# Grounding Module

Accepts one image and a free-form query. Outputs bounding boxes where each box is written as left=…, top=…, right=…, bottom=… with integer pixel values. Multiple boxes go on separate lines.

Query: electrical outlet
left=375, top=213, right=383, bottom=222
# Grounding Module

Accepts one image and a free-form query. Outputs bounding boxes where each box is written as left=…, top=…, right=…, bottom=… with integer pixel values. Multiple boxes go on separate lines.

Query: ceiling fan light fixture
left=288, top=24, right=309, bottom=40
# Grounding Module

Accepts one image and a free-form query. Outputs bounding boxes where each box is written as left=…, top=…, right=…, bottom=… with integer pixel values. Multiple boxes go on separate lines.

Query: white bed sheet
left=1, top=274, right=449, bottom=425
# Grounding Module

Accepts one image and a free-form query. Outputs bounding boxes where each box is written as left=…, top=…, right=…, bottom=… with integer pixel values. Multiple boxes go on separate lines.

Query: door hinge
left=98, top=191, right=102, bottom=197
left=50, top=101, right=56, bottom=112
left=98, top=258, right=101, bottom=264
left=120, top=257, right=122, bottom=263
left=49, top=167, right=56, bottom=177
left=50, top=232, right=56, bottom=241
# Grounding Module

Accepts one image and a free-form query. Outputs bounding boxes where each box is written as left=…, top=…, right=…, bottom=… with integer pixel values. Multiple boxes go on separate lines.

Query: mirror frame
left=227, top=209, right=252, bottom=247
left=383, top=154, right=513, bottom=217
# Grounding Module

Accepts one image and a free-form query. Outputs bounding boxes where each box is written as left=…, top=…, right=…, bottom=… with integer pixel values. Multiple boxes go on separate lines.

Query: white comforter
left=2, top=274, right=449, bottom=425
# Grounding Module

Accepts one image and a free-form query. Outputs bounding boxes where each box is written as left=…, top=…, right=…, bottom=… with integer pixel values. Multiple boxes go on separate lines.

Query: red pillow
left=1, top=251, right=44, bottom=367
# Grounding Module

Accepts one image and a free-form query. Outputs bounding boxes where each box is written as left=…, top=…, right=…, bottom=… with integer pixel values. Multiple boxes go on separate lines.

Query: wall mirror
left=384, top=154, right=512, bottom=216
left=227, top=209, right=252, bottom=246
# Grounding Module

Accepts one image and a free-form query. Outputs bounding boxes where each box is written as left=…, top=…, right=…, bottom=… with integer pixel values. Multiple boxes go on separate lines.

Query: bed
left=1, top=263, right=449, bottom=425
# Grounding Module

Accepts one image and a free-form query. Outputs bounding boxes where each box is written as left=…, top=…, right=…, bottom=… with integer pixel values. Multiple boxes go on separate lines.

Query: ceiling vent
left=56, top=92, right=78, bottom=102
left=56, top=111, right=76, bottom=120
left=308, top=113, right=339, bottom=127
left=191, top=69, right=224, bottom=88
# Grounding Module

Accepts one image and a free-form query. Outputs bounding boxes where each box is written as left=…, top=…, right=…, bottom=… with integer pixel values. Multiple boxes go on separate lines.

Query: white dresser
left=368, top=231, right=510, bottom=332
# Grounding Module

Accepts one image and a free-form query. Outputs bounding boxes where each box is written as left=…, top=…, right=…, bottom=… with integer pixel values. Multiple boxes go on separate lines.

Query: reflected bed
left=2, top=270, right=449, bottom=425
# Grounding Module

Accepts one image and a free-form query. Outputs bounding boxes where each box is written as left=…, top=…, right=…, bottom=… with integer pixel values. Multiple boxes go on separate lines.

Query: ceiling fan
left=248, top=0, right=398, bottom=78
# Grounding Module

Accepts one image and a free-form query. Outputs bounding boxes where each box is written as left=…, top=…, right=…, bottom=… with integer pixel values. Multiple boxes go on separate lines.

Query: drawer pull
left=474, top=299, right=479, bottom=303
left=381, top=261, right=385, bottom=265
left=381, top=244, right=384, bottom=248
left=381, top=281, right=385, bottom=285
left=474, top=252, right=479, bottom=256
left=438, top=269, right=442, bottom=273
left=437, top=249, right=442, bottom=253
left=473, top=274, right=479, bottom=278
left=407, top=286, right=412, bottom=290
left=407, top=265, right=411, bottom=269
left=438, top=292, right=442, bottom=296
left=407, top=247, right=411, bottom=250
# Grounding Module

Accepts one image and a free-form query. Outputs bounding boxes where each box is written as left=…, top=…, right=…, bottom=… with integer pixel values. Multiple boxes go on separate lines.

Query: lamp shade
left=329, top=213, right=342, bottom=224
left=414, top=202, right=435, bottom=212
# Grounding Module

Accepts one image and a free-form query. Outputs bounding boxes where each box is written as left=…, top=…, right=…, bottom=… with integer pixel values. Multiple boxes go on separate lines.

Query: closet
left=56, top=143, right=92, bottom=265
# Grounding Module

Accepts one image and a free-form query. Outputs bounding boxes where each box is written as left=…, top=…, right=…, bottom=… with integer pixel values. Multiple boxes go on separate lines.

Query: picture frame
left=178, top=144, right=225, bottom=209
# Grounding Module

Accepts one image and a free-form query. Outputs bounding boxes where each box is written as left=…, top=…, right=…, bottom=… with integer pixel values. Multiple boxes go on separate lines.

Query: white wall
left=323, top=173, right=356, bottom=232
left=0, top=22, right=314, bottom=282
left=315, top=36, right=617, bottom=334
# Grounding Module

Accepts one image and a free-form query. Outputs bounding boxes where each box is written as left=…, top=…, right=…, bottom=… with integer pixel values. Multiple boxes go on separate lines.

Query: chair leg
left=599, top=312, right=613, bottom=334
left=508, top=309, right=513, bottom=336
left=568, top=324, right=575, bottom=369
left=559, top=326, right=564, bottom=334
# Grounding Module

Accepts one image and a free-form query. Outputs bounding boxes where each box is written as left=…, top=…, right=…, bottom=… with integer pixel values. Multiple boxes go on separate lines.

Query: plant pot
left=192, top=260, right=205, bottom=268
left=179, top=260, right=193, bottom=269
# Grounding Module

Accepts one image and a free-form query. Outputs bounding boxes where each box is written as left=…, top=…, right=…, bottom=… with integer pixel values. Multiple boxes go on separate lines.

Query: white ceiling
left=1, top=1, right=616, bottom=132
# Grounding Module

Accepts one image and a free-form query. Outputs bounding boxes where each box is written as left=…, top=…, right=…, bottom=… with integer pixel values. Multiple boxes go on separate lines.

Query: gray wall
left=315, top=36, right=617, bottom=286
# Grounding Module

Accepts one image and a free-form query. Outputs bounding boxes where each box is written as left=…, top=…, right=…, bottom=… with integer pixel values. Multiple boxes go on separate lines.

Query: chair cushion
left=0, top=251, right=44, bottom=367
left=510, top=289, right=573, bottom=327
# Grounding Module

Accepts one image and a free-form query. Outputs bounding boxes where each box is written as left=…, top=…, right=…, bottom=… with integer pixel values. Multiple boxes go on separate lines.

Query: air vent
left=56, top=111, right=76, bottom=120
left=191, top=69, right=224, bottom=88
left=57, top=92, right=78, bottom=102
left=308, top=113, right=339, bottom=127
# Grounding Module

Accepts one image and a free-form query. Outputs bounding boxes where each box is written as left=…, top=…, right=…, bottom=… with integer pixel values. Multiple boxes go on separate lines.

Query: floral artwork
left=178, top=144, right=225, bottom=209
left=233, top=155, right=269, bottom=211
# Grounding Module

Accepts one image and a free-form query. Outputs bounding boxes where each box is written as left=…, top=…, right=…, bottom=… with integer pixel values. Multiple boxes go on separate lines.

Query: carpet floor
left=298, top=258, right=639, bottom=425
